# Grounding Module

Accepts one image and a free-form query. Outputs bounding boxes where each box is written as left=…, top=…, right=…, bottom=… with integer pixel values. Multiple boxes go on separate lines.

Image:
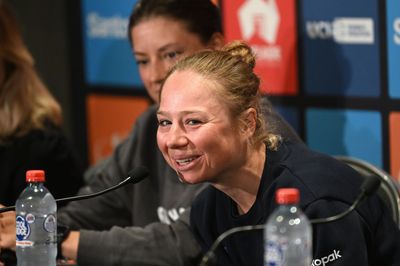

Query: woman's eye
left=187, top=120, right=201, bottom=126
left=135, top=59, right=148, bottom=66
left=158, top=120, right=171, bottom=127
left=165, top=51, right=182, bottom=60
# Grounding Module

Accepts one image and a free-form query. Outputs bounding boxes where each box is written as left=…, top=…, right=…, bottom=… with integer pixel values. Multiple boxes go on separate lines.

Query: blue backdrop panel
left=82, top=0, right=143, bottom=88
left=306, top=108, right=382, bottom=167
left=274, top=105, right=300, bottom=134
left=387, top=0, right=400, bottom=98
left=299, top=0, right=381, bottom=97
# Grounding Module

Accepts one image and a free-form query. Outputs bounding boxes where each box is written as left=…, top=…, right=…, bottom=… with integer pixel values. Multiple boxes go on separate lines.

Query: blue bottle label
left=16, top=215, right=31, bottom=243
left=265, top=240, right=284, bottom=266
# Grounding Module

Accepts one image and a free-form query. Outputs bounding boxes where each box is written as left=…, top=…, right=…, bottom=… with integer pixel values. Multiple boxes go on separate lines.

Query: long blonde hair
left=0, top=1, right=61, bottom=142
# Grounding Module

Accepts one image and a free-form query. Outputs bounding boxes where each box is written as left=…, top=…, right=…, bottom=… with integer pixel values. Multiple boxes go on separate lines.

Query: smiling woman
left=157, top=41, right=274, bottom=205
left=157, top=70, right=249, bottom=185
left=156, top=41, right=400, bottom=266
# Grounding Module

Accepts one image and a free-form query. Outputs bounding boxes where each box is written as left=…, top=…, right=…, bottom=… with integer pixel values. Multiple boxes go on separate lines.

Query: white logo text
left=307, top=18, right=374, bottom=44
left=394, top=18, right=400, bottom=45
left=86, top=12, right=128, bottom=39
left=311, top=249, right=342, bottom=266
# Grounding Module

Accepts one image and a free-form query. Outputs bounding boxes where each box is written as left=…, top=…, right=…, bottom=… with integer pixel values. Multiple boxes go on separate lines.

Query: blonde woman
left=156, top=41, right=400, bottom=266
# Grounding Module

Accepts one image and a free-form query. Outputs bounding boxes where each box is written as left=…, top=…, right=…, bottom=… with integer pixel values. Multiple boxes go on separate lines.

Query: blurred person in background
left=1, top=0, right=300, bottom=265
left=0, top=1, right=84, bottom=264
left=0, top=0, right=83, bottom=206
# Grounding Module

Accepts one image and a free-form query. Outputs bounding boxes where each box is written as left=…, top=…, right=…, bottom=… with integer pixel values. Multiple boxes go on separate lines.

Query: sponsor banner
left=300, top=0, right=380, bottom=97
left=86, top=94, right=149, bottom=165
left=222, top=0, right=298, bottom=95
left=389, top=113, right=400, bottom=181
left=387, top=0, right=400, bottom=98
left=306, top=108, right=382, bottom=167
left=82, top=0, right=143, bottom=88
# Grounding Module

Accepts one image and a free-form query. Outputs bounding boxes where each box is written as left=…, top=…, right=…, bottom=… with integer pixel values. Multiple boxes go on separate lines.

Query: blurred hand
left=61, top=231, right=80, bottom=260
left=0, top=204, right=16, bottom=251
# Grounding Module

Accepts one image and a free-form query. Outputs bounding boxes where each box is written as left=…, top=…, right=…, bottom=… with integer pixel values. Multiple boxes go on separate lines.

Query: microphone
left=0, top=166, right=149, bottom=213
left=199, top=175, right=382, bottom=266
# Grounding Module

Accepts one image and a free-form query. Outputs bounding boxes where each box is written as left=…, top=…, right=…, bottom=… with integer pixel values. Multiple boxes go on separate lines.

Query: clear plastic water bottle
left=16, top=170, right=57, bottom=266
left=264, top=188, right=312, bottom=266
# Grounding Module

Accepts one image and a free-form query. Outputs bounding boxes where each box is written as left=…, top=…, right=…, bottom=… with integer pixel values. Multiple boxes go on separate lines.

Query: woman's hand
left=61, top=231, right=80, bottom=261
left=0, top=205, right=16, bottom=251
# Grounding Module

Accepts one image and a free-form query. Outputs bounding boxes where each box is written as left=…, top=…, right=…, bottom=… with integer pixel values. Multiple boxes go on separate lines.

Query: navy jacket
left=191, top=141, right=400, bottom=266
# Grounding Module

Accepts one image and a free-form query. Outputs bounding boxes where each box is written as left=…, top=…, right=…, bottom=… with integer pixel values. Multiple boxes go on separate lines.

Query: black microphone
left=199, top=175, right=382, bottom=266
left=0, top=166, right=149, bottom=213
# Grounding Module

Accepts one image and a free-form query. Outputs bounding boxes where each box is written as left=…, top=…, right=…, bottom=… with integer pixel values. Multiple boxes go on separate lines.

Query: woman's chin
left=179, top=173, right=203, bottom=185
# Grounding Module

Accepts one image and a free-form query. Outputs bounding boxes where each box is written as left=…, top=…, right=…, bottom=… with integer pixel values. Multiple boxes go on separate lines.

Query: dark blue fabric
left=190, top=141, right=400, bottom=266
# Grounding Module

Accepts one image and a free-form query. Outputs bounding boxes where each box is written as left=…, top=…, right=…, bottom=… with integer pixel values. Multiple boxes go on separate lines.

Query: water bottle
left=264, top=188, right=312, bottom=266
left=16, top=170, right=57, bottom=266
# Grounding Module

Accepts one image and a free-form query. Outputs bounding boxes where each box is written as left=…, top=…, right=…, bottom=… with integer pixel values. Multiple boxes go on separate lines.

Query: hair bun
left=222, top=40, right=256, bottom=69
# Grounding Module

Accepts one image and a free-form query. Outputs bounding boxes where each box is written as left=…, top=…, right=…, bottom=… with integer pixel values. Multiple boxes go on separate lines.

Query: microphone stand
left=0, top=166, right=149, bottom=213
left=200, top=224, right=265, bottom=266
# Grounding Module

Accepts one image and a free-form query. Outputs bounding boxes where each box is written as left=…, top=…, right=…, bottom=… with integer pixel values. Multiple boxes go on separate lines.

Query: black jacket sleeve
left=305, top=197, right=400, bottom=266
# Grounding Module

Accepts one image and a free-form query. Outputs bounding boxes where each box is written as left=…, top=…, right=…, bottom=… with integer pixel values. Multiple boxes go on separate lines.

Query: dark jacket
left=0, top=124, right=84, bottom=206
left=191, top=141, right=400, bottom=266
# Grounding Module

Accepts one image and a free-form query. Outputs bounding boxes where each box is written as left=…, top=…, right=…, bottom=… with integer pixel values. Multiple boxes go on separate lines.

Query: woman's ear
left=240, top=108, right=257, bottom=137
left=208, top=32, right=225, bottom=50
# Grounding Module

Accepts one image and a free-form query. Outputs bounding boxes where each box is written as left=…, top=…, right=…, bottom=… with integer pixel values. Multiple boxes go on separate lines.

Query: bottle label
left=44, top=214, right=56, bottom=233
left=16, top=240, right=34, bottom=247
left=265, top=240, right=284, bottom=266
left=16, top=215, right=31, bottom=244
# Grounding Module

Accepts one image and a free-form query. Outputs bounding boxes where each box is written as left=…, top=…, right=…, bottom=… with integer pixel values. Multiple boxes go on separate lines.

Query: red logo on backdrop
left=223, top=0, right=298, bottom=95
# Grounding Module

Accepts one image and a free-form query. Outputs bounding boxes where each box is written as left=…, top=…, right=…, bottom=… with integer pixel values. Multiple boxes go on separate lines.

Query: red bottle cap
left=26, top=170, right=45, bottom=182
left=275, top=188, right=300, bottom=204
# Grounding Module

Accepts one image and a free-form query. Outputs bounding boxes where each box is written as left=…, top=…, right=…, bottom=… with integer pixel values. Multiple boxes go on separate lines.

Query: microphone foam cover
left=128, top=166, right=149, bottom=184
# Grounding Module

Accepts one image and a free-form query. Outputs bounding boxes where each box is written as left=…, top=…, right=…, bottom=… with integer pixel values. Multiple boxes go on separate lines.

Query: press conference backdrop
left=79, top=0, right=400, bottom=180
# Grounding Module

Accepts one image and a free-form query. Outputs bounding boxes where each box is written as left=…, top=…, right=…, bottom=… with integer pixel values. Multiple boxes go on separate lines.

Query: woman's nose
left=166, top=126, right=189, bottom=148
left=149, top=60, right=167, bottom=84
